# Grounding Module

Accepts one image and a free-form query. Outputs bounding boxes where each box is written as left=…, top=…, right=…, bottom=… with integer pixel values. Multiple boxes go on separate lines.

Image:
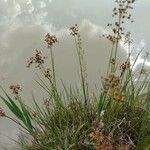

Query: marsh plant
left=0, top=0, right=150, bottom=149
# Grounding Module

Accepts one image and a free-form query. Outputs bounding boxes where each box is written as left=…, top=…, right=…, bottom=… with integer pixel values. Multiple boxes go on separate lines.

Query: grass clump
left=0, top=0, right=150, bottom=149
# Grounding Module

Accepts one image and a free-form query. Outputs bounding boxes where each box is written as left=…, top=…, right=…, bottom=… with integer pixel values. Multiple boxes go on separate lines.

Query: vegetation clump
left=0, top=0, right=150, bottom=149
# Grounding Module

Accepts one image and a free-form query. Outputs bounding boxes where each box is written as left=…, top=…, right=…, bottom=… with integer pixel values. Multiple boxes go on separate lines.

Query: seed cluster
left=27, top=50, right=47, bottom=68
left=70, top=24, right=87, bottom=80
left=90, top=128, right=112, bottom=150
left=44, top=68, right=52, bottom=80
left=113, top=0, right=135, bottom=20
left=103, top=0, right=135, bottom=43
left=104, top=74, right=120, bottom=89
left=9, top=84, right=22, bottom=96
left=120, top=60, right=130, bottom=73
left=45, top=33, right=58, bottom=48
left=103, top=74, right=125, bottom=102
left=69, top=24, right=79, bottom=36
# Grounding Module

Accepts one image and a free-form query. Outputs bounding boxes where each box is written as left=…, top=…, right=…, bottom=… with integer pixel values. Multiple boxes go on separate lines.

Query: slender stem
left=107, top=42, right=115, bottom=75
left=40, top=64, right=61, bottom=107
left=74, top=37, right=87, bottom=105
left=114, top=13, right=122, bottom=70
left=50, top=47, right=56, bottom=87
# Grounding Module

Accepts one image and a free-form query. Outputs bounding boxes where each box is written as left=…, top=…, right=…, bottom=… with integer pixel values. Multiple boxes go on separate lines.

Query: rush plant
left=0, top=0, right=150, bottom=150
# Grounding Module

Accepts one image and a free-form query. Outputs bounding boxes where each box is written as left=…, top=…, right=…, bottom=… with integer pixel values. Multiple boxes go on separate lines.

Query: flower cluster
left=102, top=34, right=116, bottom=43
left=0, top=107, right=6, bottom=117
left=45, top=33, right=58, bottom=48
left=113, top=0, right=135, bottom=34
left=44, top=68, right=52, bottom=80
left=9, top=84, right=22, bottom=96
left=109, top=86, right=125, bottom=102
left=120, top=60, right=130, bottom=73
left=103, top=74, right=120, bottom=89
left=113, top=0, right=135, bottom=20
left=69, top=24, right=79, bottom=36
left=70, top=24, right=88, bottom=84
left=103, top=0, right=135, bottom=43
left=27, top=50, right=47, bottom=68
left=90, top=128, right=112, bottom=150
left=103, top=74, right=125, bottom=102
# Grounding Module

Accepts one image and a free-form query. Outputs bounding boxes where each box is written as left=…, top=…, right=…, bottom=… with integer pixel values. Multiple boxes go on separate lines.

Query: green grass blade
left=0, top=95, right=25, bottom=122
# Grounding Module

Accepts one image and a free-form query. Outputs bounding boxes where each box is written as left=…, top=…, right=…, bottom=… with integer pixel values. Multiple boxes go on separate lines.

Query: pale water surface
left=0, top=0, right=150, bottom=148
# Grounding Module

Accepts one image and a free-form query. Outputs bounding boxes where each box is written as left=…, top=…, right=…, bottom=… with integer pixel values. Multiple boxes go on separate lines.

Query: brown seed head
left=90, top=128, right=113, bottom=150
left=27, top=50, right=47, bottom=68
left=44, top=68, right=52, bottom=80
left=104, top=0, right=135, bottom=43
left=120, top=60, right=130, bottom=72
left=102, top=74, right=124, bottom=102
left=9, top=84, right=22, bottom=96
left=69, top=24, right=79, bottom=36
left=45, top=33, right=58, bottom=48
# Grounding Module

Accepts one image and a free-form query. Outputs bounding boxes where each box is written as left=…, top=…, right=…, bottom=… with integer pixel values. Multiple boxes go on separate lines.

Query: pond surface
left=0, top=0, right=150, bottom=148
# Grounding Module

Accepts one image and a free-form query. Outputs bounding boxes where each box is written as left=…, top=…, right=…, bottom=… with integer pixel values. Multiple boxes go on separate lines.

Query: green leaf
left=0, top=95, right=25, bottom=122
left=20, top=103, right=33, bottom=133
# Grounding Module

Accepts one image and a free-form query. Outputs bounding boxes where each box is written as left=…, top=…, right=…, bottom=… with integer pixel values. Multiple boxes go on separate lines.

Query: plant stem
left=74, top=37, right=87, bottom=105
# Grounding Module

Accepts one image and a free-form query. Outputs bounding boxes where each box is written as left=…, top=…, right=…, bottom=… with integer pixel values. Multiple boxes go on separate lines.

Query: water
left=0, top=20, right=127, bottom=148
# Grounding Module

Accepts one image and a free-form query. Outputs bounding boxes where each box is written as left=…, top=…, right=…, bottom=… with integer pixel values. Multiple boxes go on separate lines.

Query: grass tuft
left=0, top=0, right=150, bottom=149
